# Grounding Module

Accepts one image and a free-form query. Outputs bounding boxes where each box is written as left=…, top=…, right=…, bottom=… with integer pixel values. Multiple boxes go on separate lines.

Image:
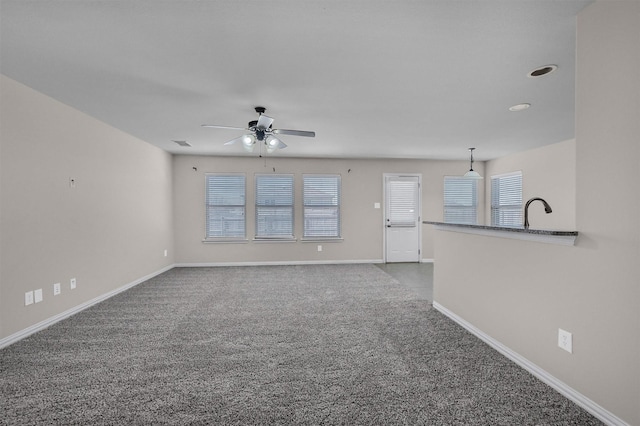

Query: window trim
left=491, top=171, right=523, bottom=228
left=254, top=173, right=295, bottom=240
left=302, top=174, right=342, bottom=240
left=443, top=176, right=478, bottom=225
left=203, top=173, right=247, bottom=242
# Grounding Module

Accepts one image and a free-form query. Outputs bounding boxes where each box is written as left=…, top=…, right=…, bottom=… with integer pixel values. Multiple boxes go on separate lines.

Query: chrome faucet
left=524, top=197, right=552, bottom=229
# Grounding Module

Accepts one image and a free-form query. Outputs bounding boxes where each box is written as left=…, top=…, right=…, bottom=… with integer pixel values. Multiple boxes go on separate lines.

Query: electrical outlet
left=25, top=291, right=34, bottom=306
left=164, top=249, right=168, bottom=257
left=70, top=278, right=76, bottom=290
left=34, top=289, right=43, bottom=303
left=69, top=177, right=77, bottom=188
left=558, top=328, right=573, bottom=353
left=53, top=282, right=61, bottom=296
left=317, top=245, right=323, bottom=252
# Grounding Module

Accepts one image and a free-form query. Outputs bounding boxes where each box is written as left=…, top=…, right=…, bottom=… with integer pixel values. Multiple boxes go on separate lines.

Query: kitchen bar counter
left=423, top=221, right=578, bottom=246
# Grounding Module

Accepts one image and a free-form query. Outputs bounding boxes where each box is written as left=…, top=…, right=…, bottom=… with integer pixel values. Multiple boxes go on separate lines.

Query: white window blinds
left=205, top=174, right=246, bottom=239
left=255, top=174, right=294, bottom=239
left=491, top=171, right=523, bottom=227
left=444, top=177, right=477, bottom=224
left=386, top=177, right=419, bottom=227
left=303, top=175, right=341, bottom=238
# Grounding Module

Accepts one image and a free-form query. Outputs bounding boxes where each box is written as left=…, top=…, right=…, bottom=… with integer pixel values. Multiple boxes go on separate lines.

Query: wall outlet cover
left=70, top=278, right=76, bottom=290
left=53, top=282, right=61, bottom=296
left=34, top=289, right=43, bottom=303
left=558, top=328, right=573, bottom=353
left=25, top=291, right=34, bottom=306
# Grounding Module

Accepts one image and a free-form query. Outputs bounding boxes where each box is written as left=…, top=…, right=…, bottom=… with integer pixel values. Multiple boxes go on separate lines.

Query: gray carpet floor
left=1, top=264, right=601, bottom=425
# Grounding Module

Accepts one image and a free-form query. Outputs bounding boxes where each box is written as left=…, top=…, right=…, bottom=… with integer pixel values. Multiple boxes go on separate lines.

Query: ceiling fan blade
left=273, top=129, right=315, bottom=138
left=202, top=124, right=247, bottom=131
left=256, top=114, right=274, bottom=130
left=224, top=134, right=256, bottom=149
left=223, top=135, right=245, bottom=145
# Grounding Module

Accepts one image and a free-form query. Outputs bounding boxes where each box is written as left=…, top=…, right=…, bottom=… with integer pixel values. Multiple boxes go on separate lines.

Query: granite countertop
left=423, top=221, right=578, bottom=237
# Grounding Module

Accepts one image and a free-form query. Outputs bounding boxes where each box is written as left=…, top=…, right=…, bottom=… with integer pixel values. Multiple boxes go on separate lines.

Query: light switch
left=25, top=291, right=34, bottom=306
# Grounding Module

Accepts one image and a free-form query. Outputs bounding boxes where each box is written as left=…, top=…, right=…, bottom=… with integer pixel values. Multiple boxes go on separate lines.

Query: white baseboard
left=175, top=259, right=385, bottom=267
left=421, top=258, right=434, bottom=263
left=432, top=301, right=629, bottom=426
left=0, top=264, right=175, bottom=349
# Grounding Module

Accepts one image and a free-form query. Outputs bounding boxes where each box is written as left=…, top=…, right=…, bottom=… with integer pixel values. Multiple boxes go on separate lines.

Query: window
left=255, top=174, right=294, bottom=239
left=444, top=177, right=477, bottom=224
left=386, top=176, right=420, bottom=226
left=491, top=171, right=523, bottom=227
left=303, top=174, right=341, bottom=238
left=205, top=174, right=246, bottom=239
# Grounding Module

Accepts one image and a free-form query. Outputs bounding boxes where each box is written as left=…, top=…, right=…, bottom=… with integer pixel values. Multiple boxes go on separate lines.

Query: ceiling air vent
left=172, top=140, right=191, bottom=147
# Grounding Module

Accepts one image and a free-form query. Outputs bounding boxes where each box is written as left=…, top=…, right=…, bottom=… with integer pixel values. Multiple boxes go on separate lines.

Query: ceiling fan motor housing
left=248, top=119, right=272, bottom=140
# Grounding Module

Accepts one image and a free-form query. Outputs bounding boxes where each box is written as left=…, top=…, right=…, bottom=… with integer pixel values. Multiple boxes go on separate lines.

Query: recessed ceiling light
left=528, top=64, right=558, bottom=78
left=509, top=103, right=531, bottom=112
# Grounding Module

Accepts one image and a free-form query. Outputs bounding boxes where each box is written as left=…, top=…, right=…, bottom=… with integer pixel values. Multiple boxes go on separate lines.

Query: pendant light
left=463, top=148, right=483, bottom=179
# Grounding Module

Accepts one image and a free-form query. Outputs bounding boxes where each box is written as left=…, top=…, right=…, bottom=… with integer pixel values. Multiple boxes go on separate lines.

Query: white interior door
left=385, top=175, right=421, bottom=263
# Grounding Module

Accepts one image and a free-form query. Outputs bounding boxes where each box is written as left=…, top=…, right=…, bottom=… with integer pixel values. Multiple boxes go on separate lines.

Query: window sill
left=202, top=238, right=249, bottom=244
left=301, top=238, right=344, bottom=243
left=252, top=237, right=297, bottom=243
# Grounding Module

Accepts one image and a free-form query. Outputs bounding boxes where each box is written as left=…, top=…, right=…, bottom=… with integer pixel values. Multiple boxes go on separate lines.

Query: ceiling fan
left=202, top=106, right=315, bottom=153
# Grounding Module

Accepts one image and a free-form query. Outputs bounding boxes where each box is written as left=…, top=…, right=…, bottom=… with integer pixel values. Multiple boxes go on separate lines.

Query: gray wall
left=4, top=3, right=636, bottom=422
left=0, top=75, right=175, bottom=340
left=484, top=139, right=576, bottom=230
left=433, top=2, right=639, bottom=424
left=0, top=72, right=483, bottom=341
left=173, top=155, right=483, bottom=265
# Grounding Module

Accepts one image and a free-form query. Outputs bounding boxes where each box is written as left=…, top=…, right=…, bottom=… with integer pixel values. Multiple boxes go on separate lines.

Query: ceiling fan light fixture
left=241, top=134, right=255, bottom=152
left=266, top=135, right=279, bottom=147
left=265, top=135, right=286, bottom=153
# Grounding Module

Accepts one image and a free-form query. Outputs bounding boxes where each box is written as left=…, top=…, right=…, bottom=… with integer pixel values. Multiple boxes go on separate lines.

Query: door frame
left=382, top=173, right=422, bottom=263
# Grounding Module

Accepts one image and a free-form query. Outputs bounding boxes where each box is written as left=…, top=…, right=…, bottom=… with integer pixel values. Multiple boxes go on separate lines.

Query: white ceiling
left=0, top=0, right=592, bottom=161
